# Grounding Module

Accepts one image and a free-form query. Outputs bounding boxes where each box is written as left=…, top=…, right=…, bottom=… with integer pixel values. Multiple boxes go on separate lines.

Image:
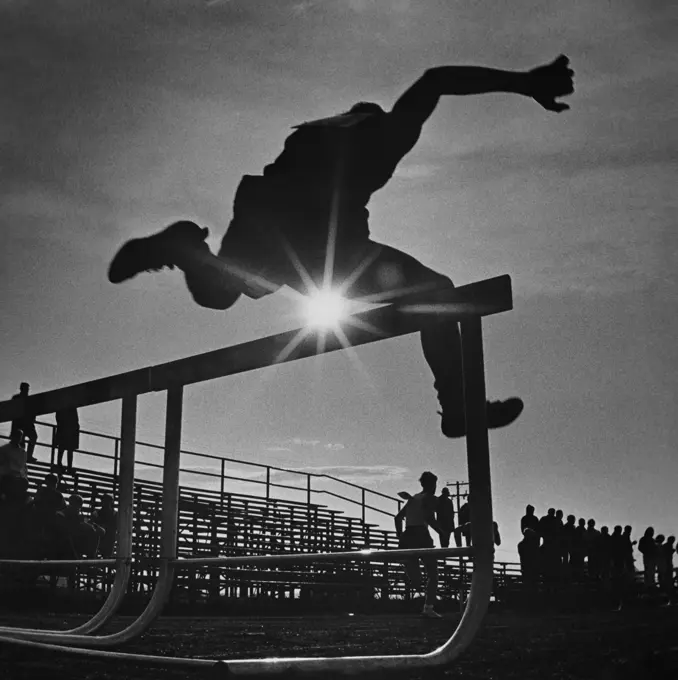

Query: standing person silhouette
left=109, top=56, right=574, bottom=437
left=394, top=471, right=442, bottom=618
left=55, top=407, right=80, bottom=473
left=10, top=382, right=38, bottom=461
left=436, top=487, right=456, bottom=548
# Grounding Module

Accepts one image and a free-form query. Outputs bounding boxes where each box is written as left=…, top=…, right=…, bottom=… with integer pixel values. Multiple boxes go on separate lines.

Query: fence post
left=459, top=557, right=466, bottom=612
left=361, top=488, right=365, bottom=525
left=306, top=474, right=311, bottom=507
left=113, top=437, right=120, bottom=496
left=220, top=459, right=225, bottom=509
left=265, top=466, right=271, bottom=500
left=50, top=424, right=56, bottom=467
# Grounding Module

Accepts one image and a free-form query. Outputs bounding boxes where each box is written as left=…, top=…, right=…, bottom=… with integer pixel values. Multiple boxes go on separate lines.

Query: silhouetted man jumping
left=109, top=55, right=574, bottom=437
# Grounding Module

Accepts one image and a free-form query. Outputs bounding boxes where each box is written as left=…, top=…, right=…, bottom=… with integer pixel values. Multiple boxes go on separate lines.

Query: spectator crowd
left=518, top=504, right=676, bottom=598
left=0, top=462, right=119, bottom=562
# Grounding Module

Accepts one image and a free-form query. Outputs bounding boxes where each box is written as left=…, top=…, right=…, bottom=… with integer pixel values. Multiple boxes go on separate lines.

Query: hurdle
left=0, top=275, right=513, bottom=676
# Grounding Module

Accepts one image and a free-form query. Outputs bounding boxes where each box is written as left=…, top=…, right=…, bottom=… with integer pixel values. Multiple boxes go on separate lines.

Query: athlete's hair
left=419, top=471, right=437, bottom=489
left=346, top=101, right=385, bottom=115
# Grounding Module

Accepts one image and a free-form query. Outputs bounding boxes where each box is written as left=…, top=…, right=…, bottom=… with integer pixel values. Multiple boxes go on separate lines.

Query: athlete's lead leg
left=317, top=240, right=523, bottom=438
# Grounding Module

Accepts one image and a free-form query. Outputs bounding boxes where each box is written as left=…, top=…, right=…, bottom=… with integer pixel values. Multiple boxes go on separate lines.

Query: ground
left=1, top=604, right=677, bottom=679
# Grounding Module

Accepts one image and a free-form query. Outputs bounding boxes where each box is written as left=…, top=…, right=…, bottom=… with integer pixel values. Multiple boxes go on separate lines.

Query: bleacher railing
left=3, top=419, right=403, bottom=529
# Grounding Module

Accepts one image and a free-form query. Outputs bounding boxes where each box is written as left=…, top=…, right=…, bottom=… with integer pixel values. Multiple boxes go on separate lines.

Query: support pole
left=161, top=386, right=183, bottom=561
left=459, top=317, right=494, bottom=562
left=71, top=394, right=137, bottom=633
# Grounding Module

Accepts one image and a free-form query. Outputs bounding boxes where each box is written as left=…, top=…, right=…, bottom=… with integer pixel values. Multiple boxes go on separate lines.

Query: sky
left=1, top=0, right=676, bottom=562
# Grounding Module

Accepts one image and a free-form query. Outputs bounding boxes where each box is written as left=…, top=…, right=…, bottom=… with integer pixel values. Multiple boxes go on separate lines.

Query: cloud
left=347, top=0, right=413, bottom=13
left=450, top=138, right=676, bottom=182
left=292, top=464, right=409, bottom=484
left=393, top=163, right=439, bottom=181
left=269, top=437, right=344, bottom=450
left=324, top=442, right=345, bottom=451
left=182, top=462, right=267, bottom=480
left=290, top=437, right=321, bottom=447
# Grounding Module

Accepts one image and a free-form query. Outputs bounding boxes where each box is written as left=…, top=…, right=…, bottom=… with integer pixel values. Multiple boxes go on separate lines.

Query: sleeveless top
left=404, top=491, right=437, bottom=529
left=262, top=107, right=400, bottom=210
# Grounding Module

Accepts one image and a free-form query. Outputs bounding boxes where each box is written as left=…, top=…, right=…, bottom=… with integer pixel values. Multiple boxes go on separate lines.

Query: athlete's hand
left=524, top=55, right=574, bottom=112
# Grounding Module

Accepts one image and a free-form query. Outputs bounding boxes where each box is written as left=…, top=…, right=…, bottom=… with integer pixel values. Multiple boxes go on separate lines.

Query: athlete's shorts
left=399, top=527, right=436, bottom=568
left=219, top=175, right=371, bottom=287
left=399, top=526, right=434, bottom=550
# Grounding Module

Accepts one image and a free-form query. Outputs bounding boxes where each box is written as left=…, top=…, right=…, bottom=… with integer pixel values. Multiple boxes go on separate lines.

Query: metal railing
left=4, top=419, right=403, bottom=529
left=2, top=420, right=524, bottom=577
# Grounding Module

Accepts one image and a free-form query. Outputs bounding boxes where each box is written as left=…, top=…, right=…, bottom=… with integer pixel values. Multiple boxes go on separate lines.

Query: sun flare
left=303, top=288, right=348, bottom=329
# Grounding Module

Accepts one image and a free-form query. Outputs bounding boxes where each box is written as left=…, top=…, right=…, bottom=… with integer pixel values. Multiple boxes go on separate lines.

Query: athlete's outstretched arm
left=391, top=55, right=575, bottom=129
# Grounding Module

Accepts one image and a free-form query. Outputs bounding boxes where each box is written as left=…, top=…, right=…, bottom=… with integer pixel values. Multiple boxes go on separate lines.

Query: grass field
left=1, top=602, right=677, bottom=680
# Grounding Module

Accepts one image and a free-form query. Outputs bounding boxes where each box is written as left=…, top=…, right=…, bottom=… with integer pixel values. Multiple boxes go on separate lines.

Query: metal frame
left=0, top=275, right=512, bottom=677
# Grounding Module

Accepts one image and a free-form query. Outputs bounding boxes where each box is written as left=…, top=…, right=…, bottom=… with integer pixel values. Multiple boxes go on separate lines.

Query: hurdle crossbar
left=0, top=275, right=511, bottom=423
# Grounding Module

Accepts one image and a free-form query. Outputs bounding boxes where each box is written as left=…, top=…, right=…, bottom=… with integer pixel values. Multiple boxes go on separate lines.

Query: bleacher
left=4, top=421, right=523, bottom=610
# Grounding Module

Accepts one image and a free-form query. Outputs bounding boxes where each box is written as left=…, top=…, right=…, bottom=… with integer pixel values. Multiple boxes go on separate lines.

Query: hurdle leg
left=69, top=394, right=138, bottom=633
left=460, top=317, right=494, bottom=562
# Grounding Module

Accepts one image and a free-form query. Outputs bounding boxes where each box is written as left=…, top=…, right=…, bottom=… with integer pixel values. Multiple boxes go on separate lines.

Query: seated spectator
left=55, top=407, right=80, bottom=472
left=0, top=475, right=31, bottom=510
left=34, top=473, right=66, bottom=532
left=91, top=493, right=118, bottom=558
left=0, top=476, right=35, bottom=558
left=520, top=504, right=539, bottom=535
left=0, top=428, right=28, bottom=482
left=10, top=382, right=38, bottom=461
left=638, top=527, right=657, bottom=588
left=57, top=494, right=103, bottom=557
left=518, top=527, right=540, bottom=585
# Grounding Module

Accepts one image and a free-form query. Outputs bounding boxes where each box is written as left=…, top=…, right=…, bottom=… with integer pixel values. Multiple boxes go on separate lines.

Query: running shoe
left=108, top=221, right=209, bottom=283
left=440, top=397, right=524, bottom=438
